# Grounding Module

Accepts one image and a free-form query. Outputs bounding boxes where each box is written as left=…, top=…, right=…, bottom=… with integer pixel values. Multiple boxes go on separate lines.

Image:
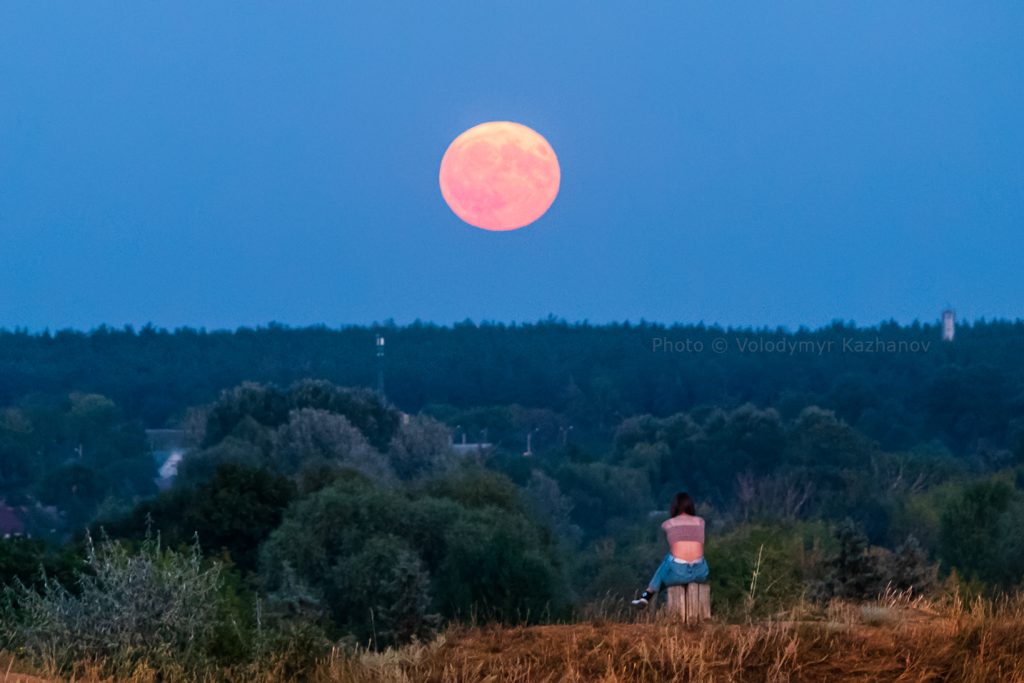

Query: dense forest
left=2, top=320, right=1024, bottom=675
left=1, top=319, right=1022, bottom=455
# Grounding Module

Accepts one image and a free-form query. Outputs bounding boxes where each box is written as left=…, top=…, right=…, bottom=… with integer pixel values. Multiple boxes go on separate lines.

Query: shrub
left=883, top=535, right=938, bottom=595
left=822, top=518, right=884, bottom=600
left=0, top=531, right=228, bottom=676
left=330, top=536, right=439, bottom=647
left=705, top=521, right=831, bottom=617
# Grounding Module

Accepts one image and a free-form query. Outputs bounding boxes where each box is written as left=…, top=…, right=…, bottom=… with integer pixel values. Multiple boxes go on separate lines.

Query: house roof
left=0, top=504, right=25, bottom=536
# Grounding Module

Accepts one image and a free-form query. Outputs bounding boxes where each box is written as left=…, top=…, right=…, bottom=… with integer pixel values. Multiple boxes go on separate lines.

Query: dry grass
left=7, top=591, right=1024, bottom=682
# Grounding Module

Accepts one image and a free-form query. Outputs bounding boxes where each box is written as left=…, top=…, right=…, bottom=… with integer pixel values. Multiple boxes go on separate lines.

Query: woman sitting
left=631, top=491, right=709, bottom=606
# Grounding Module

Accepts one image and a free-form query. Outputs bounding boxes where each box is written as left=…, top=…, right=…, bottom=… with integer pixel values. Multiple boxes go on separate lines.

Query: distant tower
left=942, top=309, right=955, bottom=342
left=375, top=334, right=385, bottom=396
left=523, top=428, right=538, bottom=458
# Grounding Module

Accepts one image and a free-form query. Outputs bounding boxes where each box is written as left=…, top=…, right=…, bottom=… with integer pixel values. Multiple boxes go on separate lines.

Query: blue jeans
left=647, top=555, right=709, bottom=592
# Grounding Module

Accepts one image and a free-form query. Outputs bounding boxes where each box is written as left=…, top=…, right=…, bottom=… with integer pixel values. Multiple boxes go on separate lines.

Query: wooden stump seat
left=666, top=583, right=711, bottom=624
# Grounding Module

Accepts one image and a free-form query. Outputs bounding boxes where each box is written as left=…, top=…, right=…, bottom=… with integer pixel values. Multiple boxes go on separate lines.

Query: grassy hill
left=4, top=592, right=1023, bottom=682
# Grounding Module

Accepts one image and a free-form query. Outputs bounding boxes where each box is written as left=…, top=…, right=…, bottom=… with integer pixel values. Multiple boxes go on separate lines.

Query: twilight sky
left=1, top=2, right=1022, bottom=330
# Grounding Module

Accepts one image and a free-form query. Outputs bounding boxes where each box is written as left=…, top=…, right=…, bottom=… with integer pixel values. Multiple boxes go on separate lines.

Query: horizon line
left=2, top=314, right=1017, bottom=337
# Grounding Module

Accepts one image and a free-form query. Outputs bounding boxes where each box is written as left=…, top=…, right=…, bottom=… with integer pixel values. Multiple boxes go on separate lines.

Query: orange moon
left=439, top=121, right=560, bottom=231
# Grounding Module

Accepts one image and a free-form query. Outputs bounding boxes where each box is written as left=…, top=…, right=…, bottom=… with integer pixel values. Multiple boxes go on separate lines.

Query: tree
left=0, top=393, right=156, bottom=532
left=823, top=518, right=883, bottom=600
left=329, top=536, right=438, bottom=647
left=432, top=509, right=566, bottom=622
left=882, top=535, right=937, bottom=595
left=108, top=463, right=295, bottom=573
left=274, top=408, right=393, bottom=483
left=786, top=407, right=874, bottom=471
left=203, top=383, right=289, bottom=447
left=36, top=464, right=102, bottom=526
left=0, top=537, right=80, bottom=591
left=524, top=470, right=581, bottom=546
left=0, top=408, right=36, bottom=492
left=287, top=380, right=401, bottom=452
left=939, top=479, right=1014, bottom=584
left=387, top=415, right=455, bottom=480
left=555, top=462, right=653, bottom=538
left=700, top=404, right=784, bottom=485
left=259, top=472, right=568, bottom=636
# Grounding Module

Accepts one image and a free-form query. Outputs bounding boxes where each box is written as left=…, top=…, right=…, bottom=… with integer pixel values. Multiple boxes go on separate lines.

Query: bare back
left=661, top=514, right=705, bottom=562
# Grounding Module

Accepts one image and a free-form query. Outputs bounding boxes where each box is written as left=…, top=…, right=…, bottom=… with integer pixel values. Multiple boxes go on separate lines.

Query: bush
left=939, top=478, right=1017, bottom=586
left=882, top=535, right=938, bottom=595
left=0, top=531, right=230, bottom=676
left=822, top=518, right=884, bottom=600
left=330, top=535, right=439, bottom=647
left=0, top=537, right=81, bottom=592
left=705, top=521, right=831, bottom=616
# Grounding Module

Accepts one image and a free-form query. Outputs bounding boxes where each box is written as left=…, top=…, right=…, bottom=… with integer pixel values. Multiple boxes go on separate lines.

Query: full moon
left=439, top=121, right=560, bottom=231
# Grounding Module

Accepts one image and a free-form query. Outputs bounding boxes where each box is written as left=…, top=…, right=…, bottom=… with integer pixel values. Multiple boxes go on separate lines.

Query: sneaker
left=631, top=590, right=654, bottom=606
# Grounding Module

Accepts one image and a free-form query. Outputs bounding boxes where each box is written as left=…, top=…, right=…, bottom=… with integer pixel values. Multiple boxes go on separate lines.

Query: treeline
left=2, top=319, right=1023, bottom=455
left=0, top=392, right=154, bottom=529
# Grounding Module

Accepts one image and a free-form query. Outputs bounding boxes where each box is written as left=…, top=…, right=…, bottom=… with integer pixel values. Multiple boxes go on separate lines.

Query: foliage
left=882, top=535, right=938, bottom=595
left=178, top=381, right=455, bottom=495
left=275, top=407, right=394, bottom=483
left=330, top=535, right=439, bottom=647
left=939, top=478, right=1019, bottom=586
left=524, top=469, right=582, bottom=546
left=388, top=414, right=456, bottom=480
left=0, top=537, right=81, bottom=592
left=822, top=519, right=884, bottom=600
left=0, top=392, right=155, bottom=531
left=203, top=380, right=400, bottom=453
left=2, top=320, right=1023, bottom=454
left=103, top=463, right=295, bottom=573
left=703, top=521, right=831, bottom=616
left=3, top=321, right=1024, bottom=658
left=0, top=531, right=229, bottom=675
left=259, top=468, right=567, bottom=637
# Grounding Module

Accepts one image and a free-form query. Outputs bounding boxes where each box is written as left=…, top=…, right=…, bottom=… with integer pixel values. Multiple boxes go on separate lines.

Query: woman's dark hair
left=670, top=492, right=696, bottom=517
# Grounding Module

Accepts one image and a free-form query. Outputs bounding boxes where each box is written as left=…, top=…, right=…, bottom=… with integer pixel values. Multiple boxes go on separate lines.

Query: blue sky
left=2, top=2, right=1022, bottom=330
